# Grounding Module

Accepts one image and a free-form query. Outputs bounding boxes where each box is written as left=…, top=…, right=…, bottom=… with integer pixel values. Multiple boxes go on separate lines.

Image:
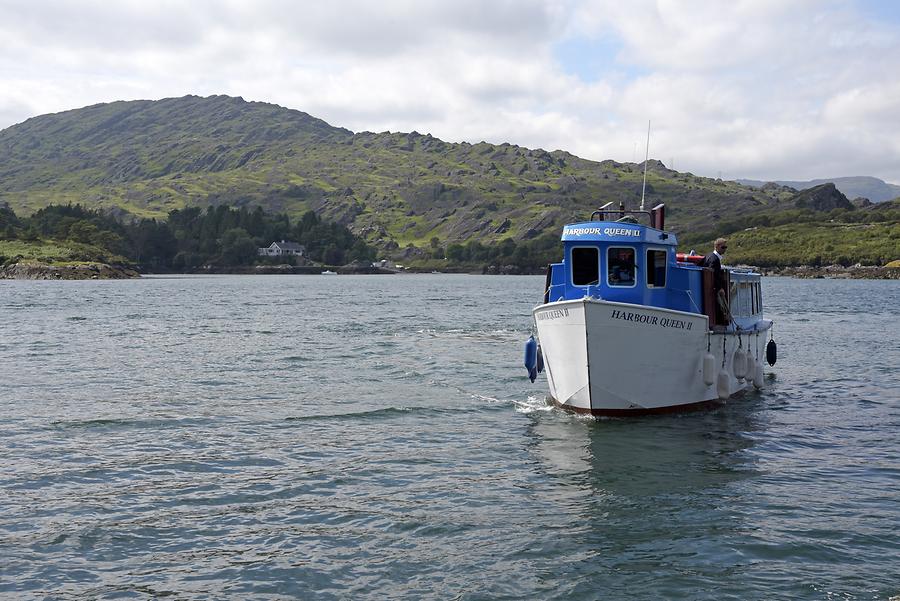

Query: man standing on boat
left=703, top=238, right=731, bottom=324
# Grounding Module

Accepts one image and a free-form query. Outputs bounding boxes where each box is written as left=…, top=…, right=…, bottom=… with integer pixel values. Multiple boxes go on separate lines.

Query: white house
left=258, top=240, right=306, bottom=257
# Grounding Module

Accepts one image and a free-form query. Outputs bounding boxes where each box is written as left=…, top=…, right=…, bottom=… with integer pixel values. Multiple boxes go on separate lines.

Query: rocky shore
left=762, top=264, right=900, bottom=279
left=0, top=262, right=140, bottom=280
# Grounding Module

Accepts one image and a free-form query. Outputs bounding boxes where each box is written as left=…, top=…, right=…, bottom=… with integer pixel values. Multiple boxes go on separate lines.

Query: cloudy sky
left=2, top=0, right=899, bottom=182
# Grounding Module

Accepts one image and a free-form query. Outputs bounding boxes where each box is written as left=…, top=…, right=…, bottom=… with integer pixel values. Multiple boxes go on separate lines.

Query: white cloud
left=0, top=0, right=899, bottom=182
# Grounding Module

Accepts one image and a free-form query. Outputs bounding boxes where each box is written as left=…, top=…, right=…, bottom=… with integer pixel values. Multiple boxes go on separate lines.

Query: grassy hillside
left=0, top=95, right=348, bottom=218
left=683, top=198, right=900, bottom=267
left=0, top=238, right=129, bottom=266
left=0, top=95, right=795, bottom=248
left=723, top=222, right=900, bottom=267
left=1, top=95, right=898, bottom=267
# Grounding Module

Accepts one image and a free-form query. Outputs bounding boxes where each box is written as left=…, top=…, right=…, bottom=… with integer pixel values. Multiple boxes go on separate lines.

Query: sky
left=2, top=0, right=899, bottom=183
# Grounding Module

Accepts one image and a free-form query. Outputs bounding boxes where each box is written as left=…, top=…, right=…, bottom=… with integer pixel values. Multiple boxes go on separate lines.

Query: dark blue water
left=2, top=275, right=899, bottom=600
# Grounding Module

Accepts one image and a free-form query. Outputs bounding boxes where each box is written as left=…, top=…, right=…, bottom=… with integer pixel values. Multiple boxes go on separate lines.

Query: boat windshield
left=607, top=247, right=635, bottom=286
left=572, top=247, right=599, bottom=286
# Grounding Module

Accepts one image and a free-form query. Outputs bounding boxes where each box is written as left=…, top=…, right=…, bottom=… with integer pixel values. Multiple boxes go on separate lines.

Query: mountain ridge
left=735, top=176, right=900, bottom=203
left=0, top=94, right=894, bottom=260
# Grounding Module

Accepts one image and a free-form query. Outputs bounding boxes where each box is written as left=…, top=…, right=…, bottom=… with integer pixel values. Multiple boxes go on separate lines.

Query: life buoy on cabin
left=703, top=353, right=716, bottom=386
left=676, top=253, right=705, bottom=266
left=717, top=371, right=731, bottom=399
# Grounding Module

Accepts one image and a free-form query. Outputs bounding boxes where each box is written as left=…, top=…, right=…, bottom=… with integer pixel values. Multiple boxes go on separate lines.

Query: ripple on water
left=0, top=276, right=898, bottom=600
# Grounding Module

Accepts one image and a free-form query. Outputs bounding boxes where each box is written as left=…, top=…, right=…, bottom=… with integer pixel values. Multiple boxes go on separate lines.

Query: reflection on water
left=526, top=399, right=764, bottom=494
left=520, top=397, right=788, bottom=598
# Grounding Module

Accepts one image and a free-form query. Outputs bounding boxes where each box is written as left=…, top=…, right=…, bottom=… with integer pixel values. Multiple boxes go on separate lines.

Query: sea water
left=1, top=275, right=898, bottom=600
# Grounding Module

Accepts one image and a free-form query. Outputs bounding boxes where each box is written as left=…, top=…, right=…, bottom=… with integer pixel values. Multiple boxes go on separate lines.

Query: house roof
left=271, top=240, right=305, bottom=250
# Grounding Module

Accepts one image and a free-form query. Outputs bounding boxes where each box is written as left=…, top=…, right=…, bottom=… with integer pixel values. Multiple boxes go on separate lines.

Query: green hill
left=1, top=94, right=898, bottom=267
left=0, top=95, right=792, bottom=244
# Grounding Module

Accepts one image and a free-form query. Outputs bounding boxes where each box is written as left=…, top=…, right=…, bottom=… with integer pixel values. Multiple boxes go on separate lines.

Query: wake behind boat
left=524, top=203, right=777, bottom=416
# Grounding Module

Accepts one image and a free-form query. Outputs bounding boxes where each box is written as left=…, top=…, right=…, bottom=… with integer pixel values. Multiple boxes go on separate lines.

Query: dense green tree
left=220, top=228, right=257, bottom=265
left=446, top=243, right=466, bottom=262
left=0, top=206, right=21, bottom=234
left=131, top=219, right=177, bottom=267
left=321, top=243, right=344, bottom=266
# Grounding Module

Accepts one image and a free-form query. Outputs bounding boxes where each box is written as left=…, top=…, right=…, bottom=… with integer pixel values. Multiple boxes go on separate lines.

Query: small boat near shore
left=321, top=269, right=337, bottom=275
left=525, top=203, right=777, bottom=416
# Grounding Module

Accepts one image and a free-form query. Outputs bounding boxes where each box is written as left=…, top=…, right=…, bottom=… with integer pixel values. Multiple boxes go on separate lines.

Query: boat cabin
left=543, top=204, right=763, bottom=331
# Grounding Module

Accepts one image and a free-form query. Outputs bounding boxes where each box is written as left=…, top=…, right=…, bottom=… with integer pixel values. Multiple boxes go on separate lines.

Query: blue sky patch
left=553, top=34, right=646, bottom=83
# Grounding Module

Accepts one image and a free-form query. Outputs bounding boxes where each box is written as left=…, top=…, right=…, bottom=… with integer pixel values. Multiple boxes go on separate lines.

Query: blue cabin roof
left=561, top=221, right=677, bottom=246
left=544, top=209, right=766, bottom=330
left=550, top=220, right=689, bottom=310
left=546, top=218, right=705, bottom=315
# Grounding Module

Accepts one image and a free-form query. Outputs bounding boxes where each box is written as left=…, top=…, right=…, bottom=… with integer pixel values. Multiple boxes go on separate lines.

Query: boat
left=525, top=202, right=776, bottom=416
left=321, top=270, right=337, bottom=275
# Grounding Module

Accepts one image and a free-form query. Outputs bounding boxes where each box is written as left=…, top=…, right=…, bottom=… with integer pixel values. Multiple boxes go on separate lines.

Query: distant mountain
left=735, top=176, right=900, bottom=203
left=0, top=95, right=889, bottom=256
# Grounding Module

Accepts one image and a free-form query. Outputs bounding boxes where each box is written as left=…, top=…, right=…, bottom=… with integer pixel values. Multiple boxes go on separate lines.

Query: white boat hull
left=533, top=299, right=771, bottom=416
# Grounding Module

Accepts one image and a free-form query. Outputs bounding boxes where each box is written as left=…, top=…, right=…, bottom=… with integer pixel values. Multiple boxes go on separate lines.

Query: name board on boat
left=536, top=307, right=570, bottom=321
left=609, top=309, right=693, bottom=330
left=563, top=226, right=642, bottom=239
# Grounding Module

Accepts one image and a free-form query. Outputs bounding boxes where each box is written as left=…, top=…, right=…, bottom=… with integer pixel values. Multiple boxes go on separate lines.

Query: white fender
left=753, top=362, right=764, bottom=389
left=703, top=353, right=716, bottom=386
left=717, top=371, right=731, bottom=399
left=733, top=349, right=747, bottom=379
left=744, top=355, right=754, bottom=384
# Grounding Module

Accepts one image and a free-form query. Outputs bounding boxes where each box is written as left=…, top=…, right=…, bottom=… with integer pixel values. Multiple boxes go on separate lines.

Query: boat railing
left=590, top=202, right=666, bottom=230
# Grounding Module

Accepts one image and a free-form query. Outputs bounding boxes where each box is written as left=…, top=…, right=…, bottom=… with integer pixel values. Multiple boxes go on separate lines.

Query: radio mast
left=640, top=120, right=651, bottom=211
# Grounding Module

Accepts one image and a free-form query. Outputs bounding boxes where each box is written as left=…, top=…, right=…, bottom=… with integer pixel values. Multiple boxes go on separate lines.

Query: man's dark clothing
left=701, top=252, right=724, bottom=289
left=702, top=251, right=727, bottom=324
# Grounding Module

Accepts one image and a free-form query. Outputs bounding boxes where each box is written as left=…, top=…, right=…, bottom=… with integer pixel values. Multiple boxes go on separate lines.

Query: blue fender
left=524, top=335, right=538, bottom=382
left=766, top=338, right=777, bottom=366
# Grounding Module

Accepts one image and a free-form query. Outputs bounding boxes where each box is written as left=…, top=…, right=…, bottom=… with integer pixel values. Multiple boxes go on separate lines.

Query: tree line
left=440, top=234, right=561, bottom=273
left=0, top=203, right=376, bottom=270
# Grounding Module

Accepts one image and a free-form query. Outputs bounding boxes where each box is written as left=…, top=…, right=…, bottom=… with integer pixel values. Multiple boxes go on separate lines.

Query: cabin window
left=646, top=249, right=667, bottom=288
left=571, top=246, right=599, bottom=286
left=740, top=282, right=751, bottom=316
left=607, top=247, right=636, bottom=287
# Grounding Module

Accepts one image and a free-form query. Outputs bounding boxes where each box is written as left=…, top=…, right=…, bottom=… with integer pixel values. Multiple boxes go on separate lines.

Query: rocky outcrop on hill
left=791, top=183, right=854, bottom=211
left=0, top=262, right=139, bottom=279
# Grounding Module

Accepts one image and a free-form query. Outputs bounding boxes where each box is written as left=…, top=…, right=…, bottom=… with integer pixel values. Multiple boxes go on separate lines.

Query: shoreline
left=3, top=262, right=899, bottom=280
left=0, top=262, right=140, bottom=280
left=760, top=264, right=900, bottom=280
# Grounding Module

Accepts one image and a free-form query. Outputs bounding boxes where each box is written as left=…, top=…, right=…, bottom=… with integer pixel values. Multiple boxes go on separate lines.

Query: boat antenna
left=640, top=120, right=650, bottom=211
